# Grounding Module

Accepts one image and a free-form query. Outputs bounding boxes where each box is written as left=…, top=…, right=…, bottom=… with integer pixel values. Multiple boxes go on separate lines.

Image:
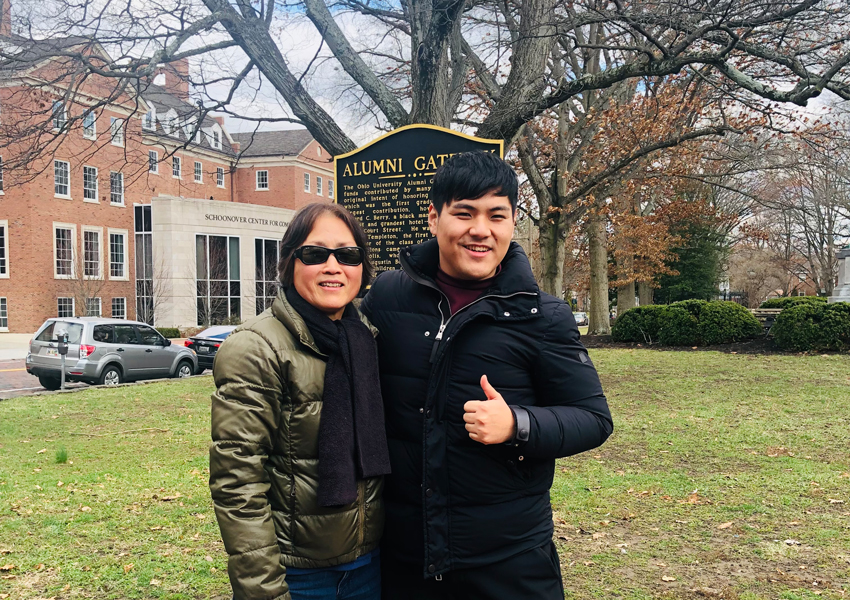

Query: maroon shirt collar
left=434, top=266, right=501, bottom=315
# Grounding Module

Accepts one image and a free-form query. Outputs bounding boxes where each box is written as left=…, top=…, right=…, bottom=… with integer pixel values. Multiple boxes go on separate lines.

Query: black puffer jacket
left=360, top=240, right=613, bottom=579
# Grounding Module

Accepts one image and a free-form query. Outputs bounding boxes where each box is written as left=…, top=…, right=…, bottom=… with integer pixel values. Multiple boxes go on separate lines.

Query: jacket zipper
left=428, top=290, right=537, bottom=363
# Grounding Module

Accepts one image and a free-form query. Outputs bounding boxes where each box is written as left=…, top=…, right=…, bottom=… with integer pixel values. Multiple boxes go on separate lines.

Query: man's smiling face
left=428, top=190, right=515, bottom=281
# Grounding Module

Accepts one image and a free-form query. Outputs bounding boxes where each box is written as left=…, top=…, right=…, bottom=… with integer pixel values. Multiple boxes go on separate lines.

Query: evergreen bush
left=611, top=306, right=666, bottom=343
left=156, top=327, right=181, bottom=339
left=698, top=301, right=763, bottom=345
left=772, top=302, right=850, bottom=351
left=759, top=296, right=827, bottom=309
left=671, top=299, right=708, bottom=319
left=657, top=307, right=699, bottom=346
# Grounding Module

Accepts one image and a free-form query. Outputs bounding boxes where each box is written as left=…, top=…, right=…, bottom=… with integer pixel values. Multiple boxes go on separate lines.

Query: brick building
left=0, top=22, right=333, bottom=333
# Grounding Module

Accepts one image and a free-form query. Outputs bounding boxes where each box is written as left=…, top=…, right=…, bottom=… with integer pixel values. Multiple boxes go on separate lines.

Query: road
left=0, top=359, right=88, bottom=400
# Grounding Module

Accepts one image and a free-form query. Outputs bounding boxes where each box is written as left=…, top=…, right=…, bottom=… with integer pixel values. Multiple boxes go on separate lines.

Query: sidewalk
left=0, top=334, right=31, bottom=361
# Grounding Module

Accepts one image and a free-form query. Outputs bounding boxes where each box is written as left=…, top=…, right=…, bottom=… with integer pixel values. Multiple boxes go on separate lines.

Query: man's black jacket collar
left=398, top=239, right=540, bottom=298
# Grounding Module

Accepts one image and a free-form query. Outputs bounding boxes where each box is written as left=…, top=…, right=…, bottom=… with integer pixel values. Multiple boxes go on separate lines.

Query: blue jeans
left=287, top=555, right=381, bottom=600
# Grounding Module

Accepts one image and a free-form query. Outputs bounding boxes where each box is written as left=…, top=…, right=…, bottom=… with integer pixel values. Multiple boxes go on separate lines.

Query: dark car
left=184, top=326, right=236, bottom=373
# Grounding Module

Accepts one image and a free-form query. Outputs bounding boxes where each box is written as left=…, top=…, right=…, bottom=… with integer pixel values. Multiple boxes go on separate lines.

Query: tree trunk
left=587, top=213, right=610, bottom=335
left=638, top=281, right=653, bottom=305
left=617, top=281, right=636, bottom=313
left=538, top=215, right=567, bottom=298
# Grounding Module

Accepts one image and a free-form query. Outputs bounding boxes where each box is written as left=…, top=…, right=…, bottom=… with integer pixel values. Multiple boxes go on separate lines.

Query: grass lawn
left=1, top=350, right=848, bottom=599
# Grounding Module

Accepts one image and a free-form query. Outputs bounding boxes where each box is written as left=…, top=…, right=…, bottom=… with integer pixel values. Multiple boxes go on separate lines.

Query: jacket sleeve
left=209, top=330, right=290, bottom=600
left=519, top=303, right=613, bottom=460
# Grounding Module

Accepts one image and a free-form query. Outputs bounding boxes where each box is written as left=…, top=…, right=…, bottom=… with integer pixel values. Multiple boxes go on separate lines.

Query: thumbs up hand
left=463, top=375, right=515, bottom=445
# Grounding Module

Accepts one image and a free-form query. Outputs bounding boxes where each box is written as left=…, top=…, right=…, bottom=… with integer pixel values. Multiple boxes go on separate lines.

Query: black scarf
left=285, top=286, right=391, bottom=507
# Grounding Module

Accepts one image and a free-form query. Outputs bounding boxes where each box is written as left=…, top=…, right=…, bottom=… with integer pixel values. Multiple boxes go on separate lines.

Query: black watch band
left=507, top=406, right=530, bottom=447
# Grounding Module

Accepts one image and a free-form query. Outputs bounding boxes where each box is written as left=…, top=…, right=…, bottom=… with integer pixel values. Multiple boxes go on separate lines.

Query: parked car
left=184, top=326, right=236, bottom=373
left=26, top=317, right=198, bottom=390
left=574, top=311, right=589, bottom=326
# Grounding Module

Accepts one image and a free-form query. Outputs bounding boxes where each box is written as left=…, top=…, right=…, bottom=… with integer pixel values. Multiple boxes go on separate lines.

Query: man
left=360, top=151, right=612, bottom=599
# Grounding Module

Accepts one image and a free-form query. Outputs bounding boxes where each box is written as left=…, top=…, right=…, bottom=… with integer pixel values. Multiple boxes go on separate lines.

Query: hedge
left=759, top=296, right=827, bottom=309
left=612, top=300, right=763, bottom=346
left=156, top=327, right=181, bottom=339
left=697, top=301, right=763, bottom=345
left=772, top=302, right=850, bottom=352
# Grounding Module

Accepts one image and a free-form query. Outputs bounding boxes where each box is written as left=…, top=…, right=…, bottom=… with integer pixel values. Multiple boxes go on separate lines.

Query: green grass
left=1, top=351, right=849, bottom=599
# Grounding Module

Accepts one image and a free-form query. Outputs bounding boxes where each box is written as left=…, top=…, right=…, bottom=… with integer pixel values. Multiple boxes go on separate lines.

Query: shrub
left=671, top=299, right=708, bottom=319
left=698, top=301, right=764, bottom=345
left=611, top=306, right=666, bottom=343
left=657, top=307, right=700, bottom=346
left=759, top=296, right=827, bottom=309
left=772, top=302, right=850, bottom=351
left=156, top=327, right=181, bottom=339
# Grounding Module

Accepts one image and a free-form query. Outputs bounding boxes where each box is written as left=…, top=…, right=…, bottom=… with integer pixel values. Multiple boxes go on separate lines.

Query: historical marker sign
left=335, top=124, right=503, bottom=273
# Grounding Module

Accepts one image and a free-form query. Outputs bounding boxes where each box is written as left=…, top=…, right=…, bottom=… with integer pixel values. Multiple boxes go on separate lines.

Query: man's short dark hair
left=430, top=151, right=518, bottom=214
left=278, top=202, right=374, bottom=295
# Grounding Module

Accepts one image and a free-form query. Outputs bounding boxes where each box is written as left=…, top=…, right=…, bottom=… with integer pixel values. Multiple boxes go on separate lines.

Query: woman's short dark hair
left=278, top=202, right=374, bottom=295
left=430, top=151, right=518, bottom=214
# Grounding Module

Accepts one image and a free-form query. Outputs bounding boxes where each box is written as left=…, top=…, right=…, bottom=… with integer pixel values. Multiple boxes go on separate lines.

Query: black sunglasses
left=294, top=245, right=365, bottom=266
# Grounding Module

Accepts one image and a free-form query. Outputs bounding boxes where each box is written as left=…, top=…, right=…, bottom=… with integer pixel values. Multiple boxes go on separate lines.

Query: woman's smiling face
left=292, top=213, right=363, bottom=320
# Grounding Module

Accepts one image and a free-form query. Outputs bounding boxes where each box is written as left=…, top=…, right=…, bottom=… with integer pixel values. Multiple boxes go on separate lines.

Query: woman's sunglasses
left=294, top=245, right=365, bottom=266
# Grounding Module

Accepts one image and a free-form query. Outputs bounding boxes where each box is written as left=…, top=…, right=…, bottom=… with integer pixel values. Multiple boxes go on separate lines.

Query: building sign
left=204, top=214, right=290, bottom=228
left=335, top=124, right=503, bottom=273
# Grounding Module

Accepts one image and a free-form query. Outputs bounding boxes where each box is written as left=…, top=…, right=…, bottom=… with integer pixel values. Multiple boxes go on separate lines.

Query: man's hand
left=463, top=375, right=515, bottom=445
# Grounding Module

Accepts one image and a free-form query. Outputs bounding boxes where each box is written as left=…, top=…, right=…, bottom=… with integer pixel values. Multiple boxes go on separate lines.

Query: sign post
left=335, top=125, right=502, bottom=274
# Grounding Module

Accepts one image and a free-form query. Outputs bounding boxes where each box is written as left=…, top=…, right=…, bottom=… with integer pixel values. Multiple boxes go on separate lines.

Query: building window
left=216, top=167, right=225, bottom=188
left=0, top=221, right=7, bottom=277
left=109, top=232, right=126, bottom=278
left=57, top=297, right=74, bottom=318
left=83, top=166, right=98, bottom=202
left=83, top=229, right=101, bottom=278
left=52, top=101, right=66, bottom=131
left=82, top=111, right=96, bottom=139
left=194, top=161, right=203, bottom=183
left=255, top=238, right=281, bottom=315
left=149, top=150, right=158, bottom=174
left=110, top=117, right=124, bottom=146
left=135, top=205, right=154, bottom=325
left=303, top=173, right=310, bottom=193
left=328, top=179, right=334, bottom=199
left=110, top=172, right=124, bottom=205
left=112, top=297, right=126, bottom=319
left=256, top=170, right=269, bottom=190
left=212, top=129, right=221, bottom=150
left=54, top=160, right=70, bottom=197
left=316, top=176, right=323, bottom=196
left=143, top=109, right=154, bottom=130
left=86, top=297, right=101, bottom=317
left=0, top=297, right=6, bottom=330
left=172, top=156, right=181, bottom=178
left=54, top=226, right=73, bottom=278
left=196, top=234, right=241, bottom=326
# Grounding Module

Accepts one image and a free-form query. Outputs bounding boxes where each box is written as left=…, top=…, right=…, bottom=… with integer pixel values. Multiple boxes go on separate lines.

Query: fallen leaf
left=583, top=561, right=595, bottom=566
left=35, top=564, right=44, bottom=571
left=57, top=481, right=64, bottom=487
left=150, top=579, right=161, bottom=586
left=592, top=532, right=606, bottom=540
left=785, top=539, right=801, bottom=545
left=204, top=556, right=213, bottom=562
left=828, top=499, right=844, bottom=504
left=662, top=575, right=676, bottom=582
left=717, top=522, right=734, bottom=529
left=36, top=449, right=46, bottom=454
left=123, top=564, right=134, bottom=573
left=0, top=565, right=15, bottom=572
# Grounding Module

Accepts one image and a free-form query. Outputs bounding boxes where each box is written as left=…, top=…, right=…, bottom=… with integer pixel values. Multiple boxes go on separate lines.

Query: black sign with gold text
left=335, top=125, right=503, bottom=273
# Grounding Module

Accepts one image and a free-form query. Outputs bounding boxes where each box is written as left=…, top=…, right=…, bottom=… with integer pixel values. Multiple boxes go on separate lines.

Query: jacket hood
left=399, top=239, right=539, bottom=297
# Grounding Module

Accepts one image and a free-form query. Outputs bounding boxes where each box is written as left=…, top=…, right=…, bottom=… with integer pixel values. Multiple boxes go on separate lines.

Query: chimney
left=154, top=57, right=190, bottom=100
left=231, top=141, right=240, bottom=153
left=213, top=116, right=225, bottom=127
left=0, top=0, right=12, bottom=37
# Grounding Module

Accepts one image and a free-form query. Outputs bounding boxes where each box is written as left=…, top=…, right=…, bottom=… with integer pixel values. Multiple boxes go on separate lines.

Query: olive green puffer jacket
left=209, top=291, right=385, bottom=600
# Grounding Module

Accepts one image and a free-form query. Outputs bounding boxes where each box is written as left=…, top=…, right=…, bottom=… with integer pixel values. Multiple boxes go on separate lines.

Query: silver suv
left=26, top=317, right=198, bottom=390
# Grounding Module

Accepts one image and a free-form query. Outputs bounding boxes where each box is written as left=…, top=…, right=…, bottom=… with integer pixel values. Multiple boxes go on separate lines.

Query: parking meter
left=55, top=330, right=69, bottom=390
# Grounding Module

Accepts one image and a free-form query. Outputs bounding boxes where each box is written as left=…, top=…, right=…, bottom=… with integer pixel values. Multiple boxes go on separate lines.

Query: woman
left=210, top=203, right=390, bottom=600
